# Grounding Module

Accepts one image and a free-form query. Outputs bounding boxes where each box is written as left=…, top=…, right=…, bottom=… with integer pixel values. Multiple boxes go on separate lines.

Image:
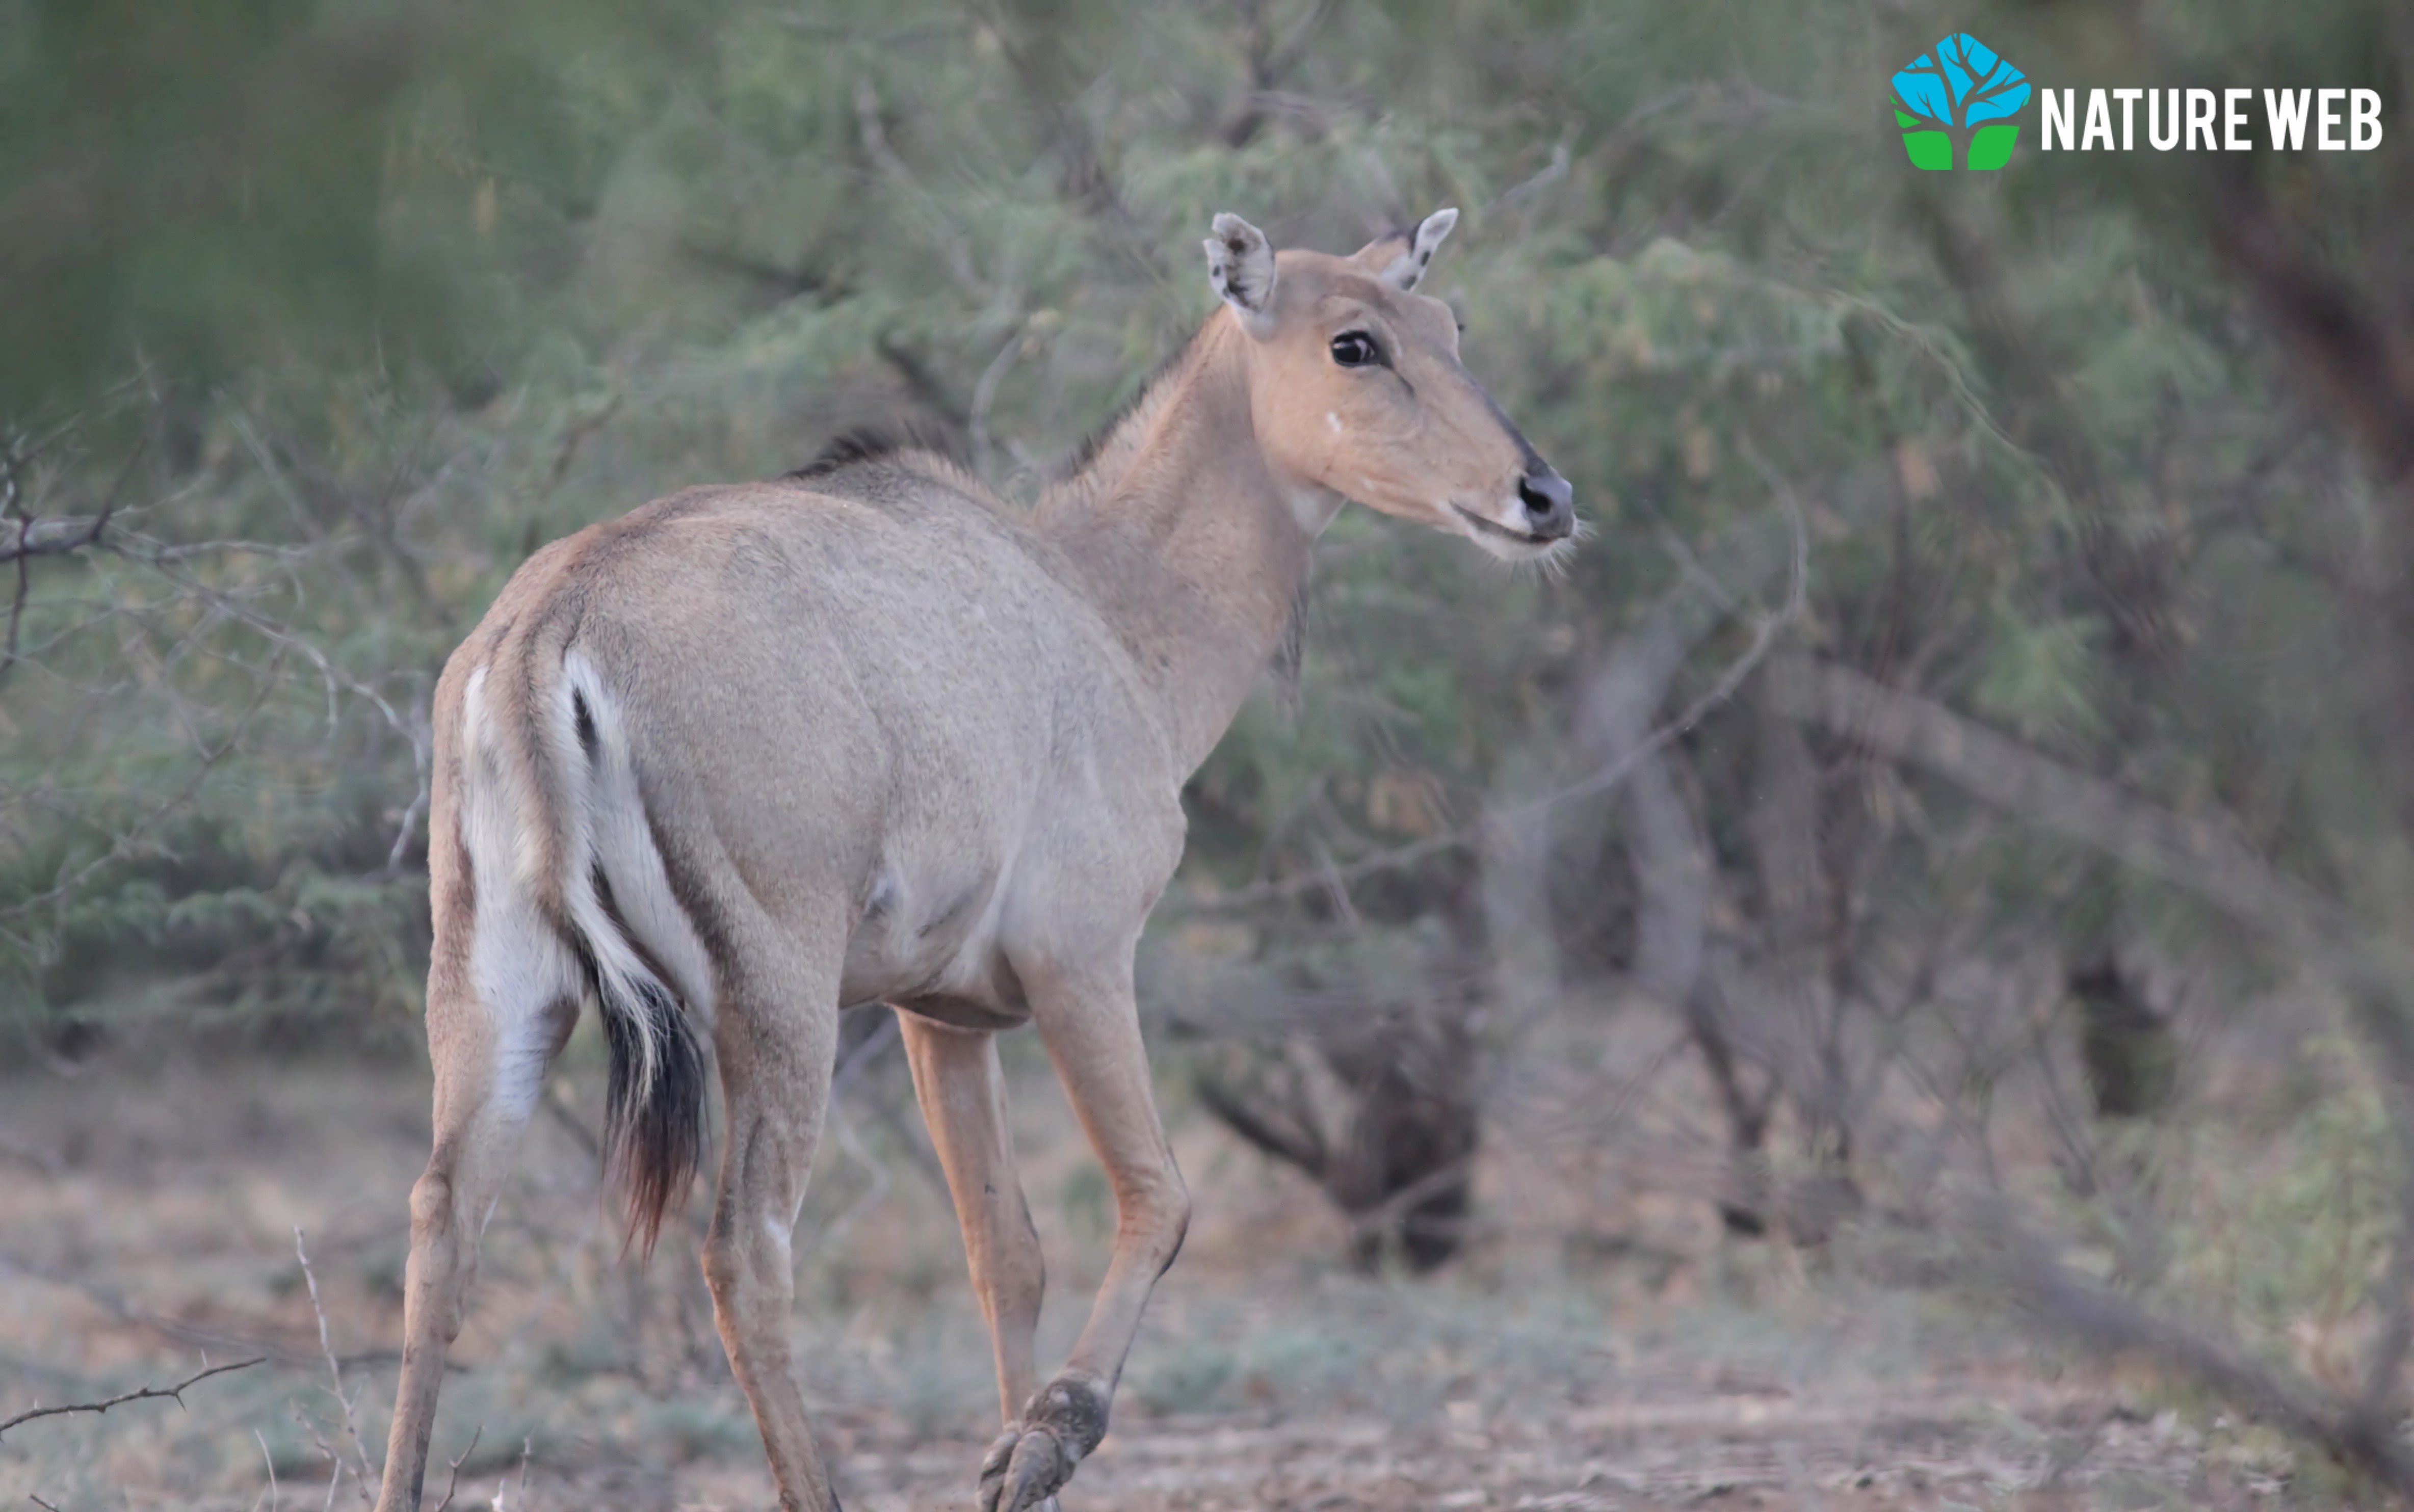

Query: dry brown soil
left=0, top=1050, right=2300, bottom=1511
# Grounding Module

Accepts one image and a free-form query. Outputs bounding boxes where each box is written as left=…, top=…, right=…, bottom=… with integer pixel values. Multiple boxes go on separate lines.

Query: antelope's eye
left=1329, top=331, right=1379, bottom=368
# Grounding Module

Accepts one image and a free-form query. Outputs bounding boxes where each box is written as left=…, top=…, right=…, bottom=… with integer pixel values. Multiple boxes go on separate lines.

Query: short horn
left=1379, top=207, right=1458, bottom=291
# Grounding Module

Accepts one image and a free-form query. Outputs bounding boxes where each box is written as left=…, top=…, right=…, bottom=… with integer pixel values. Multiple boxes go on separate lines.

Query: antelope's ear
left=1204, top=213, right=1279, bottom=336
left=1369, top=206, right=1458, bottom=292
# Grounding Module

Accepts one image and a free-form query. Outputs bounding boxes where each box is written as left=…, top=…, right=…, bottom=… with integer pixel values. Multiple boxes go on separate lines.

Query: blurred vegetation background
left=9, top=0, right=2414, bottom=1493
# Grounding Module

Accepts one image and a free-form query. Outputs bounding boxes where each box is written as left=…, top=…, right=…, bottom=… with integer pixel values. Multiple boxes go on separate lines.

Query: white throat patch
left=1286, top=484, right=1346, bottom=537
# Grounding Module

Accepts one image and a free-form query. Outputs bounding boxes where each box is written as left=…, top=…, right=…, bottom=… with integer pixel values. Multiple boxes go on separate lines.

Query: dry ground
left=0, top=1032, right=2321, bottom=1511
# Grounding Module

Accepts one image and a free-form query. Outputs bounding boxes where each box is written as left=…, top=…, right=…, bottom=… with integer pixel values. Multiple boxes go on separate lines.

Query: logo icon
left=1894, top=34, right=2032, bottom=170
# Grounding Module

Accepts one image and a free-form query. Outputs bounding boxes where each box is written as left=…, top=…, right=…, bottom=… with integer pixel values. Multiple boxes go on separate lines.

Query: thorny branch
left=0, top=1355, right=264, bottom=1440
left=0, top=479, right=435, bottom=942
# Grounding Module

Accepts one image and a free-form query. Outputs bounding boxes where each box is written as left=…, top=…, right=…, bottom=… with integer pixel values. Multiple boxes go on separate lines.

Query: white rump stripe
left=551, top=652, right=717, bottom=1076
left=456, top=656, right=714, bottom=1121
left=458, top=666, right=579, bottom=1128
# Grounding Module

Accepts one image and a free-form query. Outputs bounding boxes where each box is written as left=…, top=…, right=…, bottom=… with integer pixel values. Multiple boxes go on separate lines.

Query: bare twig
left=0, top=1355, right=264, bottom=1440
left=256, top=1426, right=281, bottom=1512
left=293, top=1228, right=377, bottom=1503
left=429, top=1423, right=481, bottom=1512
left=294, top=1400, right=342, bottom=1512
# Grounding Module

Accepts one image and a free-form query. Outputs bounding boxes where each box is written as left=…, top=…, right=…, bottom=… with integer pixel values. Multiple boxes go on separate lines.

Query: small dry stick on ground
left=0, top=1355, right=264, bottom=1440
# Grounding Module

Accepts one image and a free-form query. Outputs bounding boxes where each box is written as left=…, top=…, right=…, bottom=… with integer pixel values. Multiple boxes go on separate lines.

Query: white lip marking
left=1450, top=501, right=1560, bottom=562
left=1326, top=411, right=1343, bottom=435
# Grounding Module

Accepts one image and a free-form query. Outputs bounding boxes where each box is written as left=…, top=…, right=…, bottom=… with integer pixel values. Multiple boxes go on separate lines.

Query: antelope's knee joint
left=699, top=1226, right=773, bottom=1299
left=407, top=1169, right=457, bottom=1242
left=1121, top=1175, right=1189, bottom=1269
left=1157, top=1185, right=1192, bottom=1275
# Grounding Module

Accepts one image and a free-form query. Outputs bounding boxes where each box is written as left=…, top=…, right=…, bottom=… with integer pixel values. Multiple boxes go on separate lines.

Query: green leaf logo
left=1894, top=33, right=2031, bottom=171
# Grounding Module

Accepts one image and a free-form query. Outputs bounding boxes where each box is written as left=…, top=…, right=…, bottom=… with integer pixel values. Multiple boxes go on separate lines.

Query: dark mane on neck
left=788, top=420, right=968, bottom=481
left=1042, top=317, right=1230, bottom=514
left=1061, top=333, right=1199, bottom=478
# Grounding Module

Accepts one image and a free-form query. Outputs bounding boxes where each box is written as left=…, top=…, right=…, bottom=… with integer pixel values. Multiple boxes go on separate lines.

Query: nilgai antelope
left=375, top=207, right=1574, bottom=1512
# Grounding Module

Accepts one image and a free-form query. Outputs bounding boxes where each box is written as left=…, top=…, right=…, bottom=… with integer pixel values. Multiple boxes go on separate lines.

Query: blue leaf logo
left=1893, top=33, right=2031, bottom=171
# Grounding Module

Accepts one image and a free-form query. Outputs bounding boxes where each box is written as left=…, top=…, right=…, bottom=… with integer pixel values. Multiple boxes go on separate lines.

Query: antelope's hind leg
left=699, top=916, right=847, bottom=1512
left=374, top=909, right=576, bottom=1510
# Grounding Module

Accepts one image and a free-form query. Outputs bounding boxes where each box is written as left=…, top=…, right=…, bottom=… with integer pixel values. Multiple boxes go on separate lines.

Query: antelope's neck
left=1038, top=317, right=1338, bottom=776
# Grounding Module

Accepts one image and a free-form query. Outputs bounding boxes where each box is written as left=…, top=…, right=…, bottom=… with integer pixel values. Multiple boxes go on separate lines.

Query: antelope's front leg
left=982, top=956, right=1189, bottom=1512
left=894, top=1015, right=1047, bottom=1413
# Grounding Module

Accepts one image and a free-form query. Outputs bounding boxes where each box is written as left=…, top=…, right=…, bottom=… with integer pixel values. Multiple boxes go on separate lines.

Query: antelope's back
left=440, top=465, right=1176, bottom=954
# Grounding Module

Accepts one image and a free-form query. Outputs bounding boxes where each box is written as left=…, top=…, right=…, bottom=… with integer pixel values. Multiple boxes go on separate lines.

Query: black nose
left=1518, top=467, right=1575, bottom=540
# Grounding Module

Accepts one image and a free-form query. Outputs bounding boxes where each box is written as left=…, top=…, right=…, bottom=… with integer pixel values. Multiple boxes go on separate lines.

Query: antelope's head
left=1205, top=209, right=1576, bottom=562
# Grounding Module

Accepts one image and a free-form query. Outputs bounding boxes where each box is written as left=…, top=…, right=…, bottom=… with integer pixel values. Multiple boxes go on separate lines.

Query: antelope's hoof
left=979, top=1373, right=1107, bottom=1512
left=977, top=1428, right=1067, bottom=1512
